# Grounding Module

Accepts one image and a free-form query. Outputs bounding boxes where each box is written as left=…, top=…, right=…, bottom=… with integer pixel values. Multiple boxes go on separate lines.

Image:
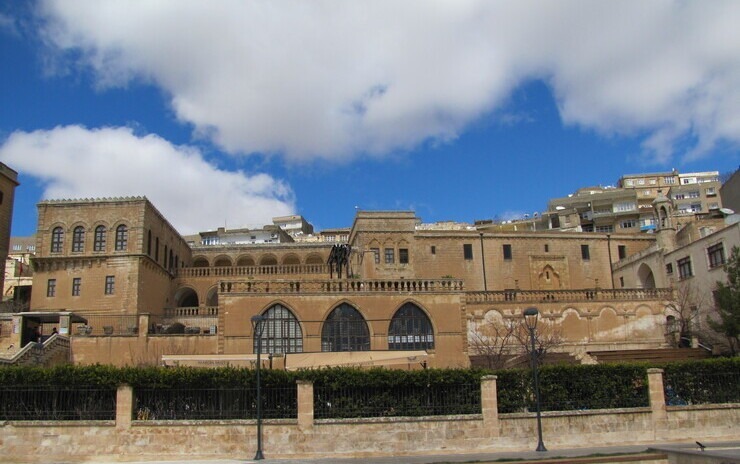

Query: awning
left=284, top=350, right=428, bottom=371
left=161, top=354, right=258, bottom=368
left=16, top=311, right=88, bottom=324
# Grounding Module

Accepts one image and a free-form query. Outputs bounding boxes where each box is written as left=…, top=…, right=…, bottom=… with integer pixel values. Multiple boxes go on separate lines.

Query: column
left=116, top=385, right=134, bottom=429
left=297, top=380, right=314, bottom=430
left=481, top=375, right=499, bottom=437
left=647, top=368, right=667, bottom=433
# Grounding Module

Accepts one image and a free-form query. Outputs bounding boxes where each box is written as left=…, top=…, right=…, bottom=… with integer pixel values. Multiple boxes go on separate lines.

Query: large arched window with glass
left=254, top=304, right=303, bottom=355
left=115, top=224, right=128, bottom=251
left=321, top=303, right=370, bottom=352
left=94, top=225, right=107, bottom=252
left=71, top=226, right=85, bottom=253
left=388, top=303, right=435, bottom=351
left=51, top=227, right=64, bottom=253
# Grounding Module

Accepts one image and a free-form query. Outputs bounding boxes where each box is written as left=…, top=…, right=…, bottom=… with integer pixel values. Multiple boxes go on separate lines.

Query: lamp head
left=523, top=307, right=539, bottom=330
left=251, top=314, right=267, bottom=334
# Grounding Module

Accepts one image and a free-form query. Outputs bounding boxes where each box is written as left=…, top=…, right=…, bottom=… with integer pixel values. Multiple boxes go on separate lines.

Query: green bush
left=660, top=357, right=740, bottom=405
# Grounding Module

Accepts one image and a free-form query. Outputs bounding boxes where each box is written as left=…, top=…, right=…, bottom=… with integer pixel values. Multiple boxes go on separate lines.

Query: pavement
left=115, top=440, right=740, bottom=464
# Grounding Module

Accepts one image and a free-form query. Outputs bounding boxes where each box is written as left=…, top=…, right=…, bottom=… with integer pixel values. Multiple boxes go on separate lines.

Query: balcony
left=465, top=288, right=673, bottom=304
left=217, top=279, right=465, bottom=294
left=177, top=264, right=330, bottom=278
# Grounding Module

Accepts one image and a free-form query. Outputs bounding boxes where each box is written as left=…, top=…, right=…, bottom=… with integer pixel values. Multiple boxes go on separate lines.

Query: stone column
left=138, top=314, right=149, bottom=337
left=297, top=380, right=314, bottom=430
left=10, top=314, right=22, bottom=348
left=116, top=385, right=134, bottom=429
left=481, top=375, right=499, bottom=437
left=647, top=368, right=667, bottom=434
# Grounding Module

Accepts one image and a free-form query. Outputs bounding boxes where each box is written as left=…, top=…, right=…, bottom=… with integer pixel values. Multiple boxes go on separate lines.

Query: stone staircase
left=0, top=334, right=71, bottom=366
left=587, top=348, right=711, bottom=364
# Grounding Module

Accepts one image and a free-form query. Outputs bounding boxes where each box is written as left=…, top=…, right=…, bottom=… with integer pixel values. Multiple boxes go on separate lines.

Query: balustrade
left=176, top=264, right=330, bottom=278
left=466, top=288, right=673, bottom=304
left=218, top=279, right=464, bottom=294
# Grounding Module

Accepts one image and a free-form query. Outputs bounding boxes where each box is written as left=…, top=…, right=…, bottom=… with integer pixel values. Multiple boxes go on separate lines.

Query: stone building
left=0, top=163, right=19, bottom=297
left=0, top=196, right=683, bottom=368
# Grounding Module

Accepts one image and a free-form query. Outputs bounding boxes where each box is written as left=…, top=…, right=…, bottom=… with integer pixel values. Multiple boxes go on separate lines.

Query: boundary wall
left=1, top=369, right=738, bottom=462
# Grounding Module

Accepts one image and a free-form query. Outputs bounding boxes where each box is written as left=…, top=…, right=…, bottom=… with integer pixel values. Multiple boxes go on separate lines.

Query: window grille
left=254, top=304, right=303, bottom=354
left=321, top=304, right=370, bottom=352
left=388, top=303, right=434, bottom=351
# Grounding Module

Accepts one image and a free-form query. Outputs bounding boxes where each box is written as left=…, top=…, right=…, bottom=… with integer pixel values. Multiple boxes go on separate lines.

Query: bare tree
left=470, top=315, right=564, bottom=368
left=511, top=318, right=564, bottom=364
left=469, top=318, right=517, bottom=369
left=664, top=280, right=707, bottom=348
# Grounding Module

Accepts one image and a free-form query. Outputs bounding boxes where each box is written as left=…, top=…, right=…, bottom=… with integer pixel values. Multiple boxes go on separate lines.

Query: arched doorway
left=637, top=263, right=656, bottom=289
left=175, top=287, right=199, bottom=307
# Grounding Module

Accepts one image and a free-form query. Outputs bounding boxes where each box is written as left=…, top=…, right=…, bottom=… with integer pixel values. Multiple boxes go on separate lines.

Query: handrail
left=0, top=334, right=70, bottom=366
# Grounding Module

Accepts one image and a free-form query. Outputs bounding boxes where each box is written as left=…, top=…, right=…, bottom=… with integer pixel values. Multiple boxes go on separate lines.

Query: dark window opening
left=618, top=245, right=627, bottom=260
left=463, top=244, right=473, bottom=260
left=105, top=275, right=115, bottom=295
left=72, top=226, right=85, bottom=253
left=399, top=248, right=409, bottom=264
left=503, top=244, right=512, bottom=260
left=384, top=248, right=394, bottom=264
left=321, top=304, right=370, bottom=352
left=46, top=279, right=56, bottom=297
left=94, top=225, right=106, bottom=252
left=115, top=225, right=128, bottom=251
left=72, top=277, right=81, bottom=296
left=51, top=227, right=64, bottom=253
left=581, top=244, right=590, bottom=260
left=388, top=303, right=434, bottom=350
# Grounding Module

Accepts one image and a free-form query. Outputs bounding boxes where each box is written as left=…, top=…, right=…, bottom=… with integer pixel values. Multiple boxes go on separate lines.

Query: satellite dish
left=720, top=208, right=735, bottom=215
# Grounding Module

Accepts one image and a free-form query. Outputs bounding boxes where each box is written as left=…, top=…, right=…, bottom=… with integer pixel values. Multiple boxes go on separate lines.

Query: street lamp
left=251, top=314, right=268, bottom=460
left=523, top=307, right=547, bottom=452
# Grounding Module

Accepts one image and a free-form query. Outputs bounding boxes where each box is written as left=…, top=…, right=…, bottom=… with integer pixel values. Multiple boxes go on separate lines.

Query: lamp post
left=523, top=307, right=547, bottom=452
left=251, top=314, right=267, bottom=460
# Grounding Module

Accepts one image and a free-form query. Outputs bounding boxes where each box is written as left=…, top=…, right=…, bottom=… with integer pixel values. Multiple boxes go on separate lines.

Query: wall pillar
left=10, top=314, right=22, bottom=348
left=481, top=375, right=499, bottom=437
left=647, top=368, right=667, bottom=433
left=297, top=380, right=314, bottom=430
left=138, top=314, right=149, bottom=337
left=116, top=385, right=134, bottom=429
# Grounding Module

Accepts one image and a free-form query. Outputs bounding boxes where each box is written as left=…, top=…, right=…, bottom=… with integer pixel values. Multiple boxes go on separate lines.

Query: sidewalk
left=120, top=440, right=740, bottom=464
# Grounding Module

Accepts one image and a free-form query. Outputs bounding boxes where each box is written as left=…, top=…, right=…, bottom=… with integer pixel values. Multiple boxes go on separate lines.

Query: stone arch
left=254, top=302, right=303, bottom=354
left=305, top=253, right=323, bottom=265
left=213, top=255, right=233, bottom=267
left=592, top=306, right=622, bottom=341
left=538, top=264, right=561, bottom=290
left=205, top=287, right=218, bottom=307
left=388, top=302, right=434, bottom=350
left=192, top=256, right=209, bottom=267
left=637, top=263, right=656, bottom=289
left=175, top=287, right=199, bottom=307
left=260, top=254, right=278, bottom=266
left=561, top=307, right=589, bottom=342
left=321, top=302, right=370, bottom=352
left=282, top=254, right=301, bottom=265
left=236, top=255, right=255, bottom=267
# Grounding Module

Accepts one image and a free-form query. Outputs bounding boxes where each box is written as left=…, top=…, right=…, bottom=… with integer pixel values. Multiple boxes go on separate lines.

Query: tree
left=710, top=246, right=740, bottom=355
left=469, top=317, right=517, bottom=369
left=665, top=280, right=707, bottom=348
left=469, top=312, right=563, bottom=369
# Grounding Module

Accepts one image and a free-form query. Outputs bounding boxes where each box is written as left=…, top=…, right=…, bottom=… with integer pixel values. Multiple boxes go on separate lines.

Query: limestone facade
left=23, top=199, right=675, bottom=367
left=0, top=163, right=19, bottom=297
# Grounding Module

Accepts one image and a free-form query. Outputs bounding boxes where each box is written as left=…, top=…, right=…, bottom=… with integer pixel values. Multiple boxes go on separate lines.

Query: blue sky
left=1, top=1, right=739, bottom=236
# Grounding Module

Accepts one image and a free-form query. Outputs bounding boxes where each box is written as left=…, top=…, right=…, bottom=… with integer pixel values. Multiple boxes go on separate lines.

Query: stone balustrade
left=218, top=279, right=465, bottom=294
left=177, top=264, right=330, bottom=278
left=465, top=288, right=673, bottom=305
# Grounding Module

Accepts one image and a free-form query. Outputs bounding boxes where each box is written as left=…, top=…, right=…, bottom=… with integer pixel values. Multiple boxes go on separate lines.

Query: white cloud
left=0, top=126, right=294, bottom=234
left=35, top=0, right=740, bottom=163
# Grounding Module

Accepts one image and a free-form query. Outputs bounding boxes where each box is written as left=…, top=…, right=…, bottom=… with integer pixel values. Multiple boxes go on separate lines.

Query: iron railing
left=177, top=264, right=330, bottom=278
left=148, top=314, right=218, bottom=335
left=664, top=370, right=740, bottom=406
left=314, top=383, right=480, bottom=419
left=133, top=387, right=296, bottom=420
left=71, top=315, right=139, bottom=337
left=0, top=387, right=116, bottom=420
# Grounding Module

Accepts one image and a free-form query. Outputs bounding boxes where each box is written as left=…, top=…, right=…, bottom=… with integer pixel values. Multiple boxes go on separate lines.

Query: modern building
left=3, top=235, right=35, bottom=310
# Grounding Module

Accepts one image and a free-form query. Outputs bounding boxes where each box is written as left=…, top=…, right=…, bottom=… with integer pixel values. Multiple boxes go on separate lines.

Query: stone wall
left=1, top=370, right=737, bottom=462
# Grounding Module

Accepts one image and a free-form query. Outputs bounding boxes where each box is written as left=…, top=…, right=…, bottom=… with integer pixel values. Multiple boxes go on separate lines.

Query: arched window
left=51, top=227, right=64, bottom=253
left=388, top=303, right=435, bottom=350
left=71, top=226, right=85, bottom=253
left=115, top=225, right=128, bottom=251
left=254, top=304, right=303, bottom=354
left=321, top=304, right=370, bottom=352
left=94, top=225, right=107, bottom=252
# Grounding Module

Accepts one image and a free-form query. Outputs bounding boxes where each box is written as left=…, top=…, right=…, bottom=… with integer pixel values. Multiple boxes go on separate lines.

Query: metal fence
left=664, top=370, right=740, bottom=405
left=313, top=383, right=481, bottom=419
left=133, top=387, right=296, bottom=420
left=0, top=387, right=116, bottom=420
left=148, top=315, right=218, bottom=335
left=71, top=315, right=139, bottom=337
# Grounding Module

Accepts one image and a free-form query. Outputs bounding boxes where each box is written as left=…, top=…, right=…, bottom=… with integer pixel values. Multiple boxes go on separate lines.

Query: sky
left=1, top=1, right=739, bottom=237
